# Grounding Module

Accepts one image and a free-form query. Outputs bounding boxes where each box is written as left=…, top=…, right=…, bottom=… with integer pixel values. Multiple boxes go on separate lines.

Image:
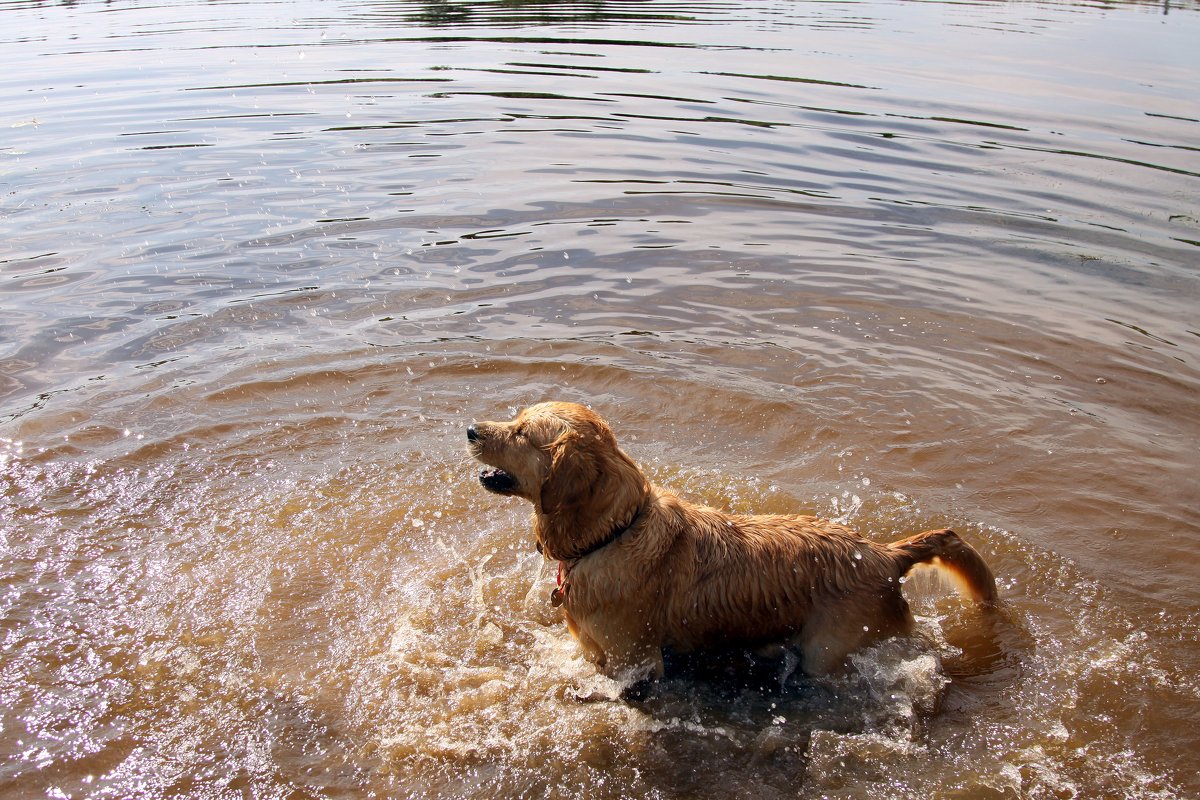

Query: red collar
left=567, top=502, right=645, bottom=561
left=549, top=503, right=645, bottom=607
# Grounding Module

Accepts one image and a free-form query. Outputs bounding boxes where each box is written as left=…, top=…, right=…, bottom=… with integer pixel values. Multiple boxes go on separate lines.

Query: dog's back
left=641, top=499, right=996, bottom=673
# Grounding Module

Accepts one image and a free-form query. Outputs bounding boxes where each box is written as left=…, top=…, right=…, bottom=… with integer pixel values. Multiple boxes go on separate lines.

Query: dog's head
left=467, top=402, right=648, bottom=560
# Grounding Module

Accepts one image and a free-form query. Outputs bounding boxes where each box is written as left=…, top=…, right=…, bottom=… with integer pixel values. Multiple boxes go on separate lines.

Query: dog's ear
left=539, top=427, right=615, bottom=561
left=540, top=429, right=597, bottom=520
left=535, top=410, right=648, bottom=561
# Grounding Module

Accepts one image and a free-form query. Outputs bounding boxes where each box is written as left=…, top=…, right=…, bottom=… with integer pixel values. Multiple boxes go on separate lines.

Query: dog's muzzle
left=468, top=424, right=518, bottom=494
left=478, top=467, right=517, bottom=494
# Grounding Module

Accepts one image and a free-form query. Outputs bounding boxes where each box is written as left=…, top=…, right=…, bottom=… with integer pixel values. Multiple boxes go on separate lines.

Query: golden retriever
left=468, top=401, right=998, bottom=681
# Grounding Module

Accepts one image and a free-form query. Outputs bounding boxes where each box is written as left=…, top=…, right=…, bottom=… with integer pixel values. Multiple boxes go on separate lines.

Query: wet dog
left=468, top=401, right=998, bottom=681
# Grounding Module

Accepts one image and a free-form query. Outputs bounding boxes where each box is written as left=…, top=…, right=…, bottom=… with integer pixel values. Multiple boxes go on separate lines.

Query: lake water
left=2, top=0, right=1198, bottom=796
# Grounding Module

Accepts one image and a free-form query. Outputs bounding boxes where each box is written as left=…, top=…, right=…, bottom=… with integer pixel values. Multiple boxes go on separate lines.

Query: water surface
left=2, top=0, right=1198, bottom=797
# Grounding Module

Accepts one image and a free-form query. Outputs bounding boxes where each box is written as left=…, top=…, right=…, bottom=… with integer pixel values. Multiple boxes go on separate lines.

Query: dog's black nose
left=467, top=425, right=479, bottom=442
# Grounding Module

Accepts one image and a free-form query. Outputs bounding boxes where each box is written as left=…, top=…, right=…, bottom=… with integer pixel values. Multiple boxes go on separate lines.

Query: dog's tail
left=889, top=528, right=999, bottom=608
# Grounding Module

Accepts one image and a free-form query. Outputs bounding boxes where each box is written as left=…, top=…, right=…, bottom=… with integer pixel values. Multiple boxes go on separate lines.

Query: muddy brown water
left=2, top=0, right=1198, bottom=797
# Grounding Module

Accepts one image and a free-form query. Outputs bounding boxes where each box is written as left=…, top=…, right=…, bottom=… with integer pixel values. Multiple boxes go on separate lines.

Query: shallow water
left=2, top=0, right=1199, bottom=797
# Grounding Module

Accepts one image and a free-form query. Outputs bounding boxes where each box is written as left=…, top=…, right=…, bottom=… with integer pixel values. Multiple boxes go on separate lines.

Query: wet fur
left=468, top=402, right=999, bottom=681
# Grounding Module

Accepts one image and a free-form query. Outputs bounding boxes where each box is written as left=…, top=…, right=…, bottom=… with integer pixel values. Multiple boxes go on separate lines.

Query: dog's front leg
left=606, top=648, right=664, bottom=684
left=596, top=634, right=664, bottom=684
left=574, top=612, right=664, bottom=684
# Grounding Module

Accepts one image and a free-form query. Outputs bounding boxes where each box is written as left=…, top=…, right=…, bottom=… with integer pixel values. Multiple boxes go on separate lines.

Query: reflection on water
left=2, top=0, right=1199, bottom=797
